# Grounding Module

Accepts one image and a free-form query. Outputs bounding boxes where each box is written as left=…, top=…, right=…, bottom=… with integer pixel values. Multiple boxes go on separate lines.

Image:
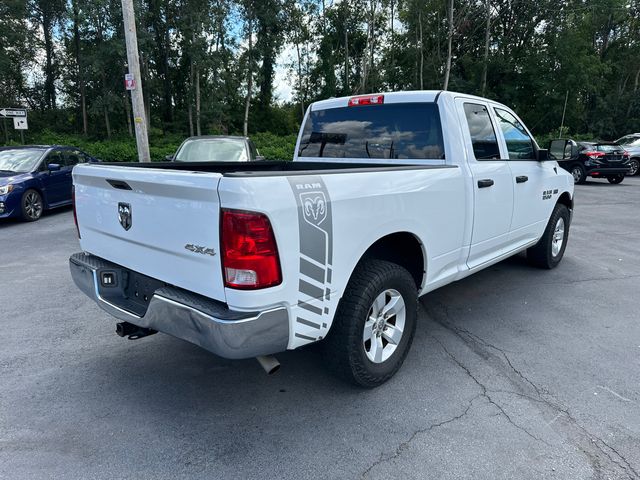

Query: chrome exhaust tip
left=256, top=355, right=280, bottom=375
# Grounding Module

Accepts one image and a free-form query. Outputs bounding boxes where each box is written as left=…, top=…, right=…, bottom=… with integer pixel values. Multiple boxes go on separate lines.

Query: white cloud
left=273, top=43, right=296, bottom=104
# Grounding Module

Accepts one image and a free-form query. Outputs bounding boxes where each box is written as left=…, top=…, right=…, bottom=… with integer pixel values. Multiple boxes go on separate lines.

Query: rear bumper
left=69, top=252, right=289, bottom=359
left=587, top=167, right=629, bottom=176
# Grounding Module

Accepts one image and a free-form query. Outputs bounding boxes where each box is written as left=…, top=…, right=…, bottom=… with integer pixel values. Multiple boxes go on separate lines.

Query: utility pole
left=121, top=0, right=150, bottom=162
left=558, top=90, right=569, bottom=138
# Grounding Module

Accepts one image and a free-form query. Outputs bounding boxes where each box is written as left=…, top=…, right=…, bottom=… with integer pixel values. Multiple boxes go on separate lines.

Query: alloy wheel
left=24, top=192, right=43, bottom=220
left=363, top=289, right=406, bottom=363
left=551, top=217, right=565, bottom=257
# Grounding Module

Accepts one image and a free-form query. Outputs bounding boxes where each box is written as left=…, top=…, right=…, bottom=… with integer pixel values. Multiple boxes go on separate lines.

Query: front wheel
left=607, top=174, right=624, bottom=184
left=628, top=158, right=639, bottom=176
left=527, top=203, right=570, bottom=269
left=321, top=259, right=418, bottom=388
left=21, top=189, right=43, bottom=222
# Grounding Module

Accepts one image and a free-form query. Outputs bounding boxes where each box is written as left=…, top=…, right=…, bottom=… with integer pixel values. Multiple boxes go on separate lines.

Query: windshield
left=298, top=103, right=445, bottom=159
left=0, top=148, right=45, bottom=173
left=616, top=135, right=640, bottom=147
left=174, top=138, right=249, bottom=162
left=594, top=144, right=624, bottom=153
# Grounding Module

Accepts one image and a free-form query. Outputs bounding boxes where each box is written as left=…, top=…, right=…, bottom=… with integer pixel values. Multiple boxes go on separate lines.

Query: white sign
left=124, top=73, right=136, bottom=90
left=14, top=117, right=28, bottom=130
left=0, top=108, right=27, bottom=118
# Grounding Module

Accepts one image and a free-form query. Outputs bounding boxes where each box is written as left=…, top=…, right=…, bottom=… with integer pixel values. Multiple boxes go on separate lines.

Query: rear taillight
left=72, top=186, right=81, bottom=238
left=585, top=151, right=605, bottom=158
left=221, top=209, right=281, bottom=289
left=348, top=94, right=384, bottom=106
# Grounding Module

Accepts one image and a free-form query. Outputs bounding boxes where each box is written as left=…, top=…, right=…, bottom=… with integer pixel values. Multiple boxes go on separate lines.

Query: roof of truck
left=310, top=90, right=507, bottom=112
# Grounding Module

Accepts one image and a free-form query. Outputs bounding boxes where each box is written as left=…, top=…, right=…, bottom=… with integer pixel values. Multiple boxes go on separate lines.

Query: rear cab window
left=298, top=102, right=445, bottom=160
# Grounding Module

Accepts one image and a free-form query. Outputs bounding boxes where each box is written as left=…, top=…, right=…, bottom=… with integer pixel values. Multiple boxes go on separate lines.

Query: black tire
left=21, top=189, right=43, bottom=222
left=321, top=259, right=418, bottom=388
left=607, top=174, right=624, bottom=184
left=628, top=158, right=639, bottom=176
left=527, top=203, right=570, bottom=269
left=570, top=164, right=586, bottom=184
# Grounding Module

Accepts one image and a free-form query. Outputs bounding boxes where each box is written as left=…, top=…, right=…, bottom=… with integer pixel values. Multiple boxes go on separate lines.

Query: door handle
left=516, top=175, right=529, bottom=183
left=477, top=179, right=494, bottom=188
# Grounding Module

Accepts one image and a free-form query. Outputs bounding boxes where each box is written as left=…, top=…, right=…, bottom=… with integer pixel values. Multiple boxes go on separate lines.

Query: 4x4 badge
left=118, top=202, right=132, bottom=231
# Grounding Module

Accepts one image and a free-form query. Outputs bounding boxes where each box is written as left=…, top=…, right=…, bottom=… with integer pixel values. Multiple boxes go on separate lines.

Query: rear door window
left=462, top=103, right=500, bottom=160
left=298, top=103, right=445, bottom=160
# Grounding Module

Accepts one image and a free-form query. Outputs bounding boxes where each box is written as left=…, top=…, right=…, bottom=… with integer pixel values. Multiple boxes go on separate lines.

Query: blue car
left=0, top=145, right=98, bottom=221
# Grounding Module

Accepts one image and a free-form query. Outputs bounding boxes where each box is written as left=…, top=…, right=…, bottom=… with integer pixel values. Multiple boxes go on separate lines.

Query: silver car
left=615, top=133, right=640, bottom=176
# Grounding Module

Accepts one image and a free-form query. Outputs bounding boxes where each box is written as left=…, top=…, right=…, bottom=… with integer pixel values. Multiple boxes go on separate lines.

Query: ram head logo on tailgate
left=301, top=192, right=327, bottom=227
left=118, top=202, right=132, bottom=231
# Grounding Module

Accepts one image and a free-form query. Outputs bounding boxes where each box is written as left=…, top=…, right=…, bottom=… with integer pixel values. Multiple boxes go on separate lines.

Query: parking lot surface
left=1, top=177, right=639, bottom=480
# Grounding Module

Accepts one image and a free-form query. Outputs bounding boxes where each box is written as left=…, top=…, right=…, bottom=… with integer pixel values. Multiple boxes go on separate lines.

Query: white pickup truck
left=70, top=91, right=574, bottom=387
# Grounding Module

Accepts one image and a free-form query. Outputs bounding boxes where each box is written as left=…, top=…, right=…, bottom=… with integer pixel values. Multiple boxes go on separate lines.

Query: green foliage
left=1, top=0, right=639, bottom=146
left=1, top=129, right=297, bottom=162
left=252, top=132, right=297, bottom=160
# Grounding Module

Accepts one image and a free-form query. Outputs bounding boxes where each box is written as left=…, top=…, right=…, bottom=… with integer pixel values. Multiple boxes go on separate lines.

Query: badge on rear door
left=118, top=202, right=132, bottom=231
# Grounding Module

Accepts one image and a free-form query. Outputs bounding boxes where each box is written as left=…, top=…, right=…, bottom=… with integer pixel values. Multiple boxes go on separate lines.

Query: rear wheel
left=21, top=189, right=43, bottom=222
left=527, top=203, right=570, bottom=269
left=607, top=174, right=624, bottom=184
left=570, top=164, right=586, bottom=184
left=628, top=158, right=639, bottom=176
left=321, top=259, right=417, bottom=388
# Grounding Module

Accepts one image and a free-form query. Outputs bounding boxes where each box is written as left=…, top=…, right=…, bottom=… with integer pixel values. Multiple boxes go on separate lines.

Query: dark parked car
left=614, top=133, right=640, bottom=176
left=549, top=139, right=630, bottom=184
left=0, top=145, right=98, bottom=221
left=166, top=135, right=265, bottom=162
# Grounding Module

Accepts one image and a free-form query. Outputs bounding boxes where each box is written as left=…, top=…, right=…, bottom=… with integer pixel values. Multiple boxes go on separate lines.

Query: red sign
left=124, top=73, right=136, bottom=90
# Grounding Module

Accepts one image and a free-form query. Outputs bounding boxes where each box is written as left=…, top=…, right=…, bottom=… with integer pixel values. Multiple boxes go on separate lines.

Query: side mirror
left=165, top=154, right=175, bottom=161
left=47, top=163, right=61, bottom=172
left=548, top=139, right=571, bottom=160
left=255, top=155, right=266, bottom=161
left=537, top=149, right=549, bottom=162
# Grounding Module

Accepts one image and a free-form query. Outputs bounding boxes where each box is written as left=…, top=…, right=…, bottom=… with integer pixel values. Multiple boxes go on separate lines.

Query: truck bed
left=96, top=160, right=453, bottom=176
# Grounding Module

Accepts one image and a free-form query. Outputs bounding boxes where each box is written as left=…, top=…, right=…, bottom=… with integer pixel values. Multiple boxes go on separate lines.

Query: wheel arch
left=557, top=191, right=573, bottom=211
left=354, top=231, right=426, bottom=291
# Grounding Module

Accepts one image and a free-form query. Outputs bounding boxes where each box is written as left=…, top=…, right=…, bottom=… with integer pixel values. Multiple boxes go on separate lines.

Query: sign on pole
left=124, top=73, right=136, bottom=90
left=0, top=108, right=27, bottom=118
left=13, top=117, right=28, bottom=130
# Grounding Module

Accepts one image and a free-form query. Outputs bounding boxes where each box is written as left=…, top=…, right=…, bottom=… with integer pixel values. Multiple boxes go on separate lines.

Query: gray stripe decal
left=288, top=176, right=334, bottom=342
left=295, top=332, right=316, bottom=341
left=299, top=279, right=324, bottom=299
left=300, top=258, right=325, bottom=283
left=298, top=301, right=323, bottom=315
left=296, top=318, right=321, bottom=329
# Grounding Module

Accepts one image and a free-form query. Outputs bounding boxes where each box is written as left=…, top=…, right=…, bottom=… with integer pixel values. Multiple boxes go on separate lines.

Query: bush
left=1, top=130, right=298, bottom=162
left=252, top=132, right=297, bottom=160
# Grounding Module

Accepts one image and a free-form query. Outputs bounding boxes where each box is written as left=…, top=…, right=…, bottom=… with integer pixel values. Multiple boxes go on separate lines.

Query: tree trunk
left=419, top=9, right=424, bottom=90
left=296, top=40, right=305, bottom=116
left=443, top=0, right=454, bottom=91
left=389, top=0, right=394, bottom=90
left=344, top=28, right=349, bottom=93
left=72, top=0, right=88, bottom=135
left=195, top=64, right=201, bottom=136
left=104, top=107, right=111, bottom=139
left=481, top=0, right=491, bottom=95
left=188, top=59, right=194, bottom=136
left=243, top=13, right=254, bottom=137
left=42, top=10, right=56, bottom=109
left=368, top=0, right=376, bottom=91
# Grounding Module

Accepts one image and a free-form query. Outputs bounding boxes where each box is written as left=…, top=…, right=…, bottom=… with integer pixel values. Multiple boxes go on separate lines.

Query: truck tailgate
left=73, top=164, right=226, bottom=301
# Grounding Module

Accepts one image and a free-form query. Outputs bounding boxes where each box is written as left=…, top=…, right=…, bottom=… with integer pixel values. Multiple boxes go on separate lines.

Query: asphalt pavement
left=1, top=177, right=639, bottom=479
